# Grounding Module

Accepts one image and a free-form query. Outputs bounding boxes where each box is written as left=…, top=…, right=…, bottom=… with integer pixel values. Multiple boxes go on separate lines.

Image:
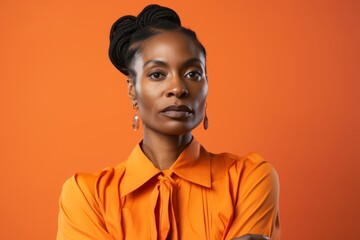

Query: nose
left=165, top=75, right=189, bottom=98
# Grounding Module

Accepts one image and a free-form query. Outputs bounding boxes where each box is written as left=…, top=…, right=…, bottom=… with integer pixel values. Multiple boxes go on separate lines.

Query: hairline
left=127, top=28, right=206, bottom=79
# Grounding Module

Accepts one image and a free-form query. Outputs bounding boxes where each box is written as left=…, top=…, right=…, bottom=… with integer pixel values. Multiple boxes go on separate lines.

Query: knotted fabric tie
left=150, top=173, right=178, bottom=240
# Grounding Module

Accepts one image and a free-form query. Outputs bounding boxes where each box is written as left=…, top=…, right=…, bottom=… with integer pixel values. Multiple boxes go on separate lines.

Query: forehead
left=135, top=31, right=205, bottom=66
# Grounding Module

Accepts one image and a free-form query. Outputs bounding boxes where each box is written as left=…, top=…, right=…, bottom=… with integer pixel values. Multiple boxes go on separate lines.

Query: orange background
left=1, top=0, right=359, bottom=239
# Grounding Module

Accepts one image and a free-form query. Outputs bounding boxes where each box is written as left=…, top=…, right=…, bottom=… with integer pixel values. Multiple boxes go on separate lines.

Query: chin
left=147, top=121, right=201, bottom=136
left=162, top=125, right=196, bottom=136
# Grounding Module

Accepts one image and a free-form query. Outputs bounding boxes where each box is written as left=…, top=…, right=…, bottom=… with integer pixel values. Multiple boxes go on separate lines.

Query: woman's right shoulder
left=58, top=162, right=127, bottom=238
left=60, top=161, right=127, bottom=201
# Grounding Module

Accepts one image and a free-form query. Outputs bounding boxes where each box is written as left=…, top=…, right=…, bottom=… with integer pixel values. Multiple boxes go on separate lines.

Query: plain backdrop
left=0, top=0, right=359, bottom=239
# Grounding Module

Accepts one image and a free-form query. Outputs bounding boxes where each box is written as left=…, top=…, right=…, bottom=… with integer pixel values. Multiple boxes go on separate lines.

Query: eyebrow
left=143, top=58, right=205, bottom=69
left=143, top=59, right=168, bottom=68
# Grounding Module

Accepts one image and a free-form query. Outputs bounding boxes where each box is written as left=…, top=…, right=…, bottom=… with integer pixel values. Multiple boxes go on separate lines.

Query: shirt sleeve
left=225, top=153, right=280, bottom=240
left=56, top=173, right=113, bottom=240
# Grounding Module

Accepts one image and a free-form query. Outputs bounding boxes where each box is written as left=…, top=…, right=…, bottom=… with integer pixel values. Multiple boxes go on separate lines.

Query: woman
left=57, top=4, right=280, bottom=240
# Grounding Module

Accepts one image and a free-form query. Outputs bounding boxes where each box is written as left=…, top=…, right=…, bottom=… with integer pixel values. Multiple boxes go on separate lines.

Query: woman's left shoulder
left=208, top=150, right=278, bottom=181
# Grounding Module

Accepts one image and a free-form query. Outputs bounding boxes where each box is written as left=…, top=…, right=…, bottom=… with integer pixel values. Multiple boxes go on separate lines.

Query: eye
left=185, top=71, right=202, bottom=80
left=148, top=71, right=166, bottom=80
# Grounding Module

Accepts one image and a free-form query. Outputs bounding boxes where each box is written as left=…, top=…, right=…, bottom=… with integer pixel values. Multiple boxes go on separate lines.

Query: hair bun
left=109, top=4, right=183, bottom=75
left=136, top=4, right=181, bottom=29
left=109, top=15, right=137, bottom=42
left=109, top=15, right=137, bottom=74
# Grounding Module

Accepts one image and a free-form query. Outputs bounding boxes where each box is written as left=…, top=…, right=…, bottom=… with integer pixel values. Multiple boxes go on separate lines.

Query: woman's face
left=128, top=31, right=208, bottom=135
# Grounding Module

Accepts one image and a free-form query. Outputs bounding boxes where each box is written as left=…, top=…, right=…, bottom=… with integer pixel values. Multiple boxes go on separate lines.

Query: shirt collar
left=119, top=138, right=211, bottom=197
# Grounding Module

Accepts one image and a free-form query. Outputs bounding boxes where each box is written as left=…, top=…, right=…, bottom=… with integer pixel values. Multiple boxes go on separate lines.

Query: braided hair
left=108, top=4, right=206, bottom=76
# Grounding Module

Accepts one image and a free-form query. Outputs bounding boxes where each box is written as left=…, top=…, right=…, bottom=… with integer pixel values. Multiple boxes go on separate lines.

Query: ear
left=127, top=77, right=137, bottom=105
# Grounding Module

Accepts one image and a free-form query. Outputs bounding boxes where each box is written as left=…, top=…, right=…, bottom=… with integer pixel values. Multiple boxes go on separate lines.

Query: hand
left=231, top=234, right=271, bottom=240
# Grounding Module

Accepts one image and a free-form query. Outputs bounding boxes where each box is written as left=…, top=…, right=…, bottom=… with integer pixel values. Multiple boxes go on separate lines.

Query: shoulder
left=58, top=164, right=127, bottom=238
left=208, top=150, right=278, bottom=187
left=60, top=162, right=127, bottom=204
left=210, top=150, right=276, bottom=173
left=235, top=152, right=278, bottom=179
left=211, top=152, right=281, bottom=239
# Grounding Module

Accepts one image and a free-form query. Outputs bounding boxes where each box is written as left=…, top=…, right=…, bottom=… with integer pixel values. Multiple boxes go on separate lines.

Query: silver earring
left=203, top=103, right=208, bottom=130
left=132, top=103, right=140, bottom=131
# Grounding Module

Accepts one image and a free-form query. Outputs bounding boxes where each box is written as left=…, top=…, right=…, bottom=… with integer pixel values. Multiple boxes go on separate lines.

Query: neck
left=141, top=126, right=192, bottom=170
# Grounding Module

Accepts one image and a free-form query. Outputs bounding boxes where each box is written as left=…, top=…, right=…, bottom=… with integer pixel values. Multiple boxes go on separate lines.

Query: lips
left=160, top=105, right=193, bottom=119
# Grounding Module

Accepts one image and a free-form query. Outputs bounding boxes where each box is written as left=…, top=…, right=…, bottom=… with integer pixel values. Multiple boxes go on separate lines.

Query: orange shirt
left=57, top=138, right=280, bottom=239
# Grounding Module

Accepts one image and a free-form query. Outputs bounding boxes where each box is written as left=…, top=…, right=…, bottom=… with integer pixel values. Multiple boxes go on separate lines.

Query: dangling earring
left=203, top=102, right=209, bottom=130
left=132, top=102, right=140, bottom=131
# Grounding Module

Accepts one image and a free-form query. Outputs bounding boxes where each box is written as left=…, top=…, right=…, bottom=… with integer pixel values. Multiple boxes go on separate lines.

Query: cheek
left=135, top=82, right=161, bottom=116
left=193, top=83, right=208, bottom=108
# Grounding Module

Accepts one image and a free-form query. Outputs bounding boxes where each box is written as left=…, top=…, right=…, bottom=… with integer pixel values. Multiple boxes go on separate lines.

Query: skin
left=126, top=30, right=270, bottom=240
left=127, top=31, right=208, bottom=170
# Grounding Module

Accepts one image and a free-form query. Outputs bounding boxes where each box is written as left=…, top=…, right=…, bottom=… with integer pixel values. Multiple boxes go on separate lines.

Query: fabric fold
left=150, top=173, right=179, bottom=240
